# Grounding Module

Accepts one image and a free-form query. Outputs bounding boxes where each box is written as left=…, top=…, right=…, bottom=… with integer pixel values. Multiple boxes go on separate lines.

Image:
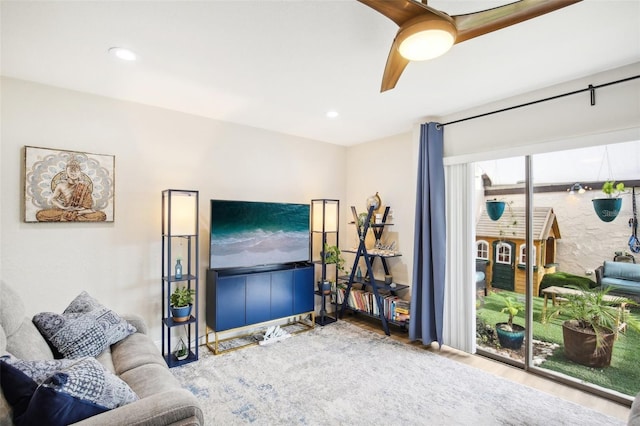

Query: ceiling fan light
left=397, top=19, right=456, bottom=62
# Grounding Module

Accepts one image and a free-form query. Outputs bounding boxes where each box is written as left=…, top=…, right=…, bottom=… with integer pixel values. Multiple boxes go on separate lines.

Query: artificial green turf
left=477, top=291, right=640, bottom=396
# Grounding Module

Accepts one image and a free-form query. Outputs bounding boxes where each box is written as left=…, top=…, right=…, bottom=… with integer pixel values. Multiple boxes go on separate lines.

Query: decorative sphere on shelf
left=366, top=192, right=381, bottom=212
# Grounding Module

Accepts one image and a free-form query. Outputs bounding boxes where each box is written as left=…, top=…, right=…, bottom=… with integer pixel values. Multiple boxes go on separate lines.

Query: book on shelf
left=337, top=286, right=410, bottom=322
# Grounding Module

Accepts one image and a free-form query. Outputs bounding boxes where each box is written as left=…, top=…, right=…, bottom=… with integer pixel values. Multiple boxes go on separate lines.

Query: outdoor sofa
left=595, top=261, right=640, bottom=300
left=0, top=281, right=203, bottom=425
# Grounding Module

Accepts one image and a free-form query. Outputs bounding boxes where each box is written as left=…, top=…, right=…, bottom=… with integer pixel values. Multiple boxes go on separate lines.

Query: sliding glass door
left=475, top=155, right=526, bottom=368
left=530, top=143, right=640, bottom=402
left=473, top=141, right=640, bottom=403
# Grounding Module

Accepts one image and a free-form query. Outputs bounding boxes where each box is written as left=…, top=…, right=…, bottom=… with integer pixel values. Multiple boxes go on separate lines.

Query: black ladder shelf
left=339, top=204, right=406, bottom=336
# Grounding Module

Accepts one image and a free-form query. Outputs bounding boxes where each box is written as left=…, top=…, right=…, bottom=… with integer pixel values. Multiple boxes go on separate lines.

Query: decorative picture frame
left=24, top=146, right=115, bottom=223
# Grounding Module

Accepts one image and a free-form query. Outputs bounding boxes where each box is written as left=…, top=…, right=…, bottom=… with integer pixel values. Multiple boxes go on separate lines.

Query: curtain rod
left=439, top=74, right=640, bottom=128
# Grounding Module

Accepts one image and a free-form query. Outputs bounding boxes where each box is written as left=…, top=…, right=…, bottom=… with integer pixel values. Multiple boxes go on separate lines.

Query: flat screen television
left=210, top=200, right=310, bottom=269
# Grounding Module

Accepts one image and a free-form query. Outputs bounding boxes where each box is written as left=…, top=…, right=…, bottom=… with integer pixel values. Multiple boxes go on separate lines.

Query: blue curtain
left=409, top=122, right=446, bottom=347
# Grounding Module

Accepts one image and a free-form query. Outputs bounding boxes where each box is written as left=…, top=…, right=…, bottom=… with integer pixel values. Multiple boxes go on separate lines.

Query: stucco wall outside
left=490, top=189, right=635, bottom=281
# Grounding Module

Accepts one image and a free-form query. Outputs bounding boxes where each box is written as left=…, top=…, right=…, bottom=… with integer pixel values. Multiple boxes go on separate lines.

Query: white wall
left=344, top=132, right=417, bottom=290
left=489, top=187, right=636, bottom=280
left=0, top=77, right=346, bottom=342
left=442, top=62, right=640, bottom=162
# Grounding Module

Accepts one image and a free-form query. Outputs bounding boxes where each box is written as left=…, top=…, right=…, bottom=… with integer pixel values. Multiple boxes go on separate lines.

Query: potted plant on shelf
left=551, top=285, right=639, bottom=368
left=492, top=292, right=525, bottom=350
left=170, top=286, right=196, bottom=322
left=592, top=180, right=625, bottom=222
left=174, top=337, right=189, bottom=361
left=323, top=244, right=345, bottom=272
left=317, top=280, right=333, bottom=295
left=319, top=244, right=345, bottom=294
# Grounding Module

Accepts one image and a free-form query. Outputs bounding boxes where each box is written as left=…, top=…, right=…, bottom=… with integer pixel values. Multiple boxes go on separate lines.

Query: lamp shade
left=312, top=199, right=338, bottom=233
left=397, top=17, right=457, bottom=61
left=163, top=190, right=197, bottom=236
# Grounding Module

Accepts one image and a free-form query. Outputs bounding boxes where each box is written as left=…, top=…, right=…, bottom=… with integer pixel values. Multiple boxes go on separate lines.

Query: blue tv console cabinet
left=205, top=263, right=315, bottom=354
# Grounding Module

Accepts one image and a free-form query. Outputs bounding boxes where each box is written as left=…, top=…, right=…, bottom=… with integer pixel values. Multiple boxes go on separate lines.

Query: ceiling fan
left=358, top=0, right=583, bottom=92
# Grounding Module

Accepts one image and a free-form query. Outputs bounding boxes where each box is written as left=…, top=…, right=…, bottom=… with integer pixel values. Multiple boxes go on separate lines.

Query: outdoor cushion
left=603, top=261, right=640, bottom=281
left=600, top=277, right=640, bottom=295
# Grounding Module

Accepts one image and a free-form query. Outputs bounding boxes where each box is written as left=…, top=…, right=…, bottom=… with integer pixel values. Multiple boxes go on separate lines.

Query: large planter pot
left=592, top=198, right=622, bottom=222
left=486, top=200, right=506, bottom=221
left=562, top=320, right=615, bottom=368
left=495, top=323, right=525, bottom=350
left=171, top=304, right=192, bottom=322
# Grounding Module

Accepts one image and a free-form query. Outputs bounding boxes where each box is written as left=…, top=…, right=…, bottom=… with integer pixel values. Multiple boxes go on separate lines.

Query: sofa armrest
left=595, top=266, right=604, bottom=286
left=72, top=388, right=203, bottom=426
left=121, top=314, right=148, bottom=335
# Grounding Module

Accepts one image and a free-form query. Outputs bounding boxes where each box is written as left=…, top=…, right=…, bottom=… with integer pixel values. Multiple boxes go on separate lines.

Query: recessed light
left=326, top=110, right=339, bottom=119
left=108, top=47, right=137, bottom=61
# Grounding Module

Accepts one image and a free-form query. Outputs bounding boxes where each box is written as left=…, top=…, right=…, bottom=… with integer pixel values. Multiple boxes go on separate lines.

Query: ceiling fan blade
left=453, top=0, right=582, bottom=44
left=381, top=36, right=411, bottom=92
left=357, top=0, right=431, bottom=26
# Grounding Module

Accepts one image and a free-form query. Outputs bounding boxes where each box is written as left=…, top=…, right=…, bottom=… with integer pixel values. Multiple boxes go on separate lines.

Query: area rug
left=172, top=321, right=624, bottom=425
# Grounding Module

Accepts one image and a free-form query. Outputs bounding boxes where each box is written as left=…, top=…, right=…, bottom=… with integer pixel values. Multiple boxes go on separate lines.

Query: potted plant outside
left=550, top=285, right=639, bottom=368
left=486, top=199, right=506, bottom=221
left=592, top=181, right=625, bottom=222
left=493, top=293, right=526, bottom=350
left=170, top=286, right=196, bottom=322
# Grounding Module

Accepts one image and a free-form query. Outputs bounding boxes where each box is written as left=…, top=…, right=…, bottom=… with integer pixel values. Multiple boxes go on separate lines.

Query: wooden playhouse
left=475, top=206, right=561, bottom=296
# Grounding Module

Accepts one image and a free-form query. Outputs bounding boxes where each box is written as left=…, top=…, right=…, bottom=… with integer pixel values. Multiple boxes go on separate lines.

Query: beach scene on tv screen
left=210, top=200, right=310, bottom=269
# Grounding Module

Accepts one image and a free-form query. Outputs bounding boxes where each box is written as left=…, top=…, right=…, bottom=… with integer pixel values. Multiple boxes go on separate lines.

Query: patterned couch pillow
left=32, top=291, right=136, bottom=359
left=39, top=357, right=138, bottom=408
left=0, top=355, right=138, bottom=426
left=0, top=355, right=75, bottom=421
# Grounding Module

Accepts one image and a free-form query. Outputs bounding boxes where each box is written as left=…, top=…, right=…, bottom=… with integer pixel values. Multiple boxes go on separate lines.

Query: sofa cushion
left=603, top=261, right=640, bottom=281
left=110, top=332, right=166, bottom=376
left=0, top=392, right=11, bottom=426
left=32, top=292, right=136, bottom=359
left=630, top=391, right=640, bottom=426
left=119, top=363, right=181, bottom=399
left=6, top=320, right=55, bottom=361
left=0, top=281, right=27, bottom=337
left=0, top=325, right=6, bottom=355
left=0, top=356, right=138, bottom=426
left=0, top=281, right=54, bottom=361
left=600, top=277, right=640, bottom=295
left=95, top=346, right=116, bottom=375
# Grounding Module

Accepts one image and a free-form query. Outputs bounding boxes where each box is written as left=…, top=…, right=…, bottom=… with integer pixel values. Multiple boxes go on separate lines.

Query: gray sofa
left=595, top=261, right=640, bottom=300
left=630, top=391, right=640, bottom=425
left=0, top=281, right=203, bottom=425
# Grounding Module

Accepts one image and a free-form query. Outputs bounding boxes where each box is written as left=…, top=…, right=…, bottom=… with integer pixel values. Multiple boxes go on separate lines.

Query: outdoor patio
left=476, top=290, right=640, bottom=397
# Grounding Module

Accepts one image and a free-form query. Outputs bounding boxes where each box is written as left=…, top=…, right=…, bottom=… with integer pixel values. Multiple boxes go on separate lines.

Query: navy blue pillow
left=0, top=360, right=37, bottom=419
left=19, top=386, right=107, bottom=426
left=0, top=357, right=116, bottom=426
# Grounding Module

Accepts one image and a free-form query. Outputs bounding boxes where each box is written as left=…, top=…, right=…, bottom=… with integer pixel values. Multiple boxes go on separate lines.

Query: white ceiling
left=1, top=0, right=639, bottom=146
